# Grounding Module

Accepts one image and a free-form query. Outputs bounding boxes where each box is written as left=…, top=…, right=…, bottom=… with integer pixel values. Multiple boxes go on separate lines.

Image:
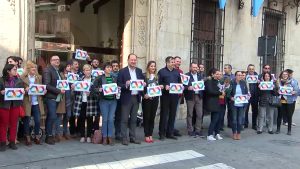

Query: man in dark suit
left=184, top=62, right=204, bottom=137
left=117, top=53, right=145, bottom=145
left=158, top=56, right=181, bottom=140
left=43, top=55, right=65, bottom=145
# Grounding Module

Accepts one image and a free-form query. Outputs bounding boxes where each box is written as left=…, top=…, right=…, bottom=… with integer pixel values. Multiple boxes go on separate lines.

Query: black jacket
left=42, top=65, right=62, bottom=99
left=204, top=78, right=222, bottom=112
left=0, top=77, right=24, bottom=109
left=258, top=82, right=278, bottom=107
left=91, top=75, right=117, bottom=100
left=184, top=72, right=203, bottom=101
left=117, top=66, right=145, bottom=104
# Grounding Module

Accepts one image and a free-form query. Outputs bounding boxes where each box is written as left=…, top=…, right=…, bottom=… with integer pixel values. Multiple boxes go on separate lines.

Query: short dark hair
left=127, top=53, right=137, bottom=60
left=208, top=68, right=219, bottom=76
left=15, top=56, right=23, bottom=62
left=165, top=56, right=174, bottom=63
left=285, top=69, right=293, bottom=74
left=234, top=71, right=242, bottom=76
left=102, top=62, right=112, bottom=70
left=111, top=60, right=119, bottom=65
left=174, top=56, right=181, bottom=60
left=263, top=64, right=270, bottom=68
left=190, top=62, right=198, bottom=67
left=224, top=64, right=232, bottom=70
left=247, top=64, right=255, bottom=68
left=91, top=58, right=99, bottom=62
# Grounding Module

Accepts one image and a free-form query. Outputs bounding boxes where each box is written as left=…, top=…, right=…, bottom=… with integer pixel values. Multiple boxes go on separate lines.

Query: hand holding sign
left=180, top=74, right=190, bottom=85
left=169, top=83, right=183, bottom=94
left=67, top=73, right=79, bottom=83
left=56, top=80, right=70, bottom=90
left=246, top=75, right=258, bottom=84
left=279, top=86, right=293, bottom=95
left=192, top=81, right=205, bottom=91
left=102, top=83, right=118, bottom=96
left=147, top=86, right=162, bottom=97
left=234, top=95, right=248, bottom=104
left=5, top=88, right=25, bottom=100
left=259, top=81, right=274, bottom=90
left=28, top=84, right=46, bottom=95
left=130, top=80, right=144, bottom=91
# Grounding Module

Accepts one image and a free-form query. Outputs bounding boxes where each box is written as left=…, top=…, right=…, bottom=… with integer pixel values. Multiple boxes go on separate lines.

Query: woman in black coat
left=204, top=68, right=225, bottom=141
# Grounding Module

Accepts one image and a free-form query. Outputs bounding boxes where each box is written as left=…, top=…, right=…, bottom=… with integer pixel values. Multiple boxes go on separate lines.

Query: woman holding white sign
left=230, top=71, right=249, bottom=140
left=91, top=62, right=118, bottom=145
left=0, top=64, right=24, bottom=151
left=20, top=61, right=46, bottom=146
left=142, top=61, right=162, bottom=143
left=257, top=72, right=278, bottom=134
left=73, top=64, right=98, bottom=143
left=276, top=70, right=299, bottom=135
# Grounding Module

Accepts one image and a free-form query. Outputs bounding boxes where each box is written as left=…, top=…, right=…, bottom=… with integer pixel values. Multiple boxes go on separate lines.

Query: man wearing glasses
left=43, top=56, right=65, bottom=145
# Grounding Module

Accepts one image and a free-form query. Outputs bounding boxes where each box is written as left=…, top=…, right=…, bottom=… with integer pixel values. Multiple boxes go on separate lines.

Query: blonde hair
left=82, top=64, right=92, bottom=71
left=22, top=60, right=40, bottom=77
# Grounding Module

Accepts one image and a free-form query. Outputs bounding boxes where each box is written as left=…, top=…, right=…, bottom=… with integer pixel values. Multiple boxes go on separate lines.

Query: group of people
left=0, top=54, right=297, bottom=152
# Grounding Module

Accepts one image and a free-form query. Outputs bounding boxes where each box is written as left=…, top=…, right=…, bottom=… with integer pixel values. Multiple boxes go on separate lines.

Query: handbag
left=269, top=96, right=281, bottom=107
left=19, top=106, right=25, bottom=117
left=92, top=130, right=102, bottom=144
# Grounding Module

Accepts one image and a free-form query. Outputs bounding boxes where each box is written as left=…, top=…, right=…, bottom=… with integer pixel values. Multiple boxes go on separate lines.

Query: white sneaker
left=86, top=137, right=91, bottom=143
left=207, top=135, right=216, bottom=141
left=292, top=122, right=296, bottom=126
left=284, top=123, right=288, bottom=126
left=80, top=137, right=85, bottom=143
left=215, top=134, right=223, bottom=140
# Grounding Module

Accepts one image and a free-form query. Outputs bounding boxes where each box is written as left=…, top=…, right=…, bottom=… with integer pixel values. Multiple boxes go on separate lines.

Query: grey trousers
left=121, top=96, right=139, bottom=140
left=258, top=105, right=275, bottom=132
left=186, top=95, right=203, bottom=133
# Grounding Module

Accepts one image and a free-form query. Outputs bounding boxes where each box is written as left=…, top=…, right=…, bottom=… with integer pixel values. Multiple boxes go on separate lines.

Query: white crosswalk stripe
left=193, top=163, right=235, bottom=169
left=68, top=150, right=235, bottom=169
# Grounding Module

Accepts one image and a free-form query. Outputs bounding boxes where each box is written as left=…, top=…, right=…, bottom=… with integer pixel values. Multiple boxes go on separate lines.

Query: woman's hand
left=99, top=88, right=103, bottom=92
left=0, top=90, right=4, bottom=95
left=159, top=85, right=164, bottom=89
left=144, top=94, right=150, bottom=99
left=188, top=86, right=193, bottom=91
left=25, top=87, right=29, bottom=93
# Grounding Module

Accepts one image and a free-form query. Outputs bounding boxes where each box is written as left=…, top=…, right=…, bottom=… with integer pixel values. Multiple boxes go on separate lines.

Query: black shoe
left=275, top=129, right=280, bottom=134
left=115, top=136, right=122, bottom=141
left=219, top=128, right=224, bottom=131
left=257, top=131, right=262, bottom=134
left=8, top=142, right=17, bottom=150
left=122, top=139, right=128, bottom=146
left=252, top=126, right=257, bottom=131
left=173, top=130, right=182, bottom=137
left=159, top=136, right=165, bottom=141
left=287, top=131, right=291, bottom=135
left=166, top=135, right=178, bottom=140
left=268, top=131, right=274, bottom=134
left=195, top=131, right=205, bottom=138
left=130, top=139, right=141, bottom=144
left=188, top=131, right=196, bottom=137
left=45, top=136, right=55, bottom=145
left=0, top=142, right=6, bottom=152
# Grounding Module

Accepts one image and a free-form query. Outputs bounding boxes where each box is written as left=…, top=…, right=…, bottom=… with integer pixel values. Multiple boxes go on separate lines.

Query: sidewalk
left=0, top=108, right=299, bottom=168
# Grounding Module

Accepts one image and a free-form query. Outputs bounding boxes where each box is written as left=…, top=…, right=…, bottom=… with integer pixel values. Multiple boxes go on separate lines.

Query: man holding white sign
left=158, top=56, right=181, bottom=140
left=183, top=63, right=204, bottom=137
left=117, top=54, right=145, bottom=145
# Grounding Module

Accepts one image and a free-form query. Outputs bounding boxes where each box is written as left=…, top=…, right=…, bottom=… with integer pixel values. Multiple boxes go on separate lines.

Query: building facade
left=0, top=0, right=300, bottom=78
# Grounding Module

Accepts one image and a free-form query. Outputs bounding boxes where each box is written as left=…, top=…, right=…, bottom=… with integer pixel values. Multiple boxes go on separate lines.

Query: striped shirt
left=103, top=76, right=114, bottom=100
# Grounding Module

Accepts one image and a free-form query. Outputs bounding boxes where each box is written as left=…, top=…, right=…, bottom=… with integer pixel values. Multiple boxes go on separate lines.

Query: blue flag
left=252, top=0, right=264, bottom=17
left=219, top=0, right=226, bottom=9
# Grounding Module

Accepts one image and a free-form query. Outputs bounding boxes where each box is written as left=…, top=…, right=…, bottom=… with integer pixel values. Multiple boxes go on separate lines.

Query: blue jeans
left=54, top=112, right=71, bottom=135
left=100, top=99, right=117, bottom=137
left=46, top=99, right=58, bottom=136
left=232, top=106, right=245, bottom=134
left=23, top=105, right=41, bottom=136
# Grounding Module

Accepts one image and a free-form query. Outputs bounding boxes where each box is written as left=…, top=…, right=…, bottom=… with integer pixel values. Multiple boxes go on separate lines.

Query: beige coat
left=20, top=75, right=45, bottom=117
left=56, top=72, right=66, bottom=114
